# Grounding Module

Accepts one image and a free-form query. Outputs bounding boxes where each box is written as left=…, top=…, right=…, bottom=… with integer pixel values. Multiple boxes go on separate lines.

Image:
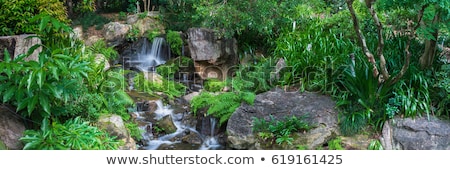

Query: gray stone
left=0, top=105, right=26, bottom=150
left=103, top=22, right=131, bottom=47
left=182, top=92, right=200, bottom=103
left=181, top=133, right=203, bottom=145
left=157, top=115, right=177, bottom=134
left=97, top=114, right=137, bottom=150
left=0, top=34, right=41, bottom=61
left=226, top=88, right=339, bottom=149
left=94, top=54, right=111, bottom=70
left=187, top=28, right=239, bottom=80
left=72, top=26, right=83, bottom=40
left=381, top=116, right=450, bottom=150
left=98, top=114, right=129, bottom=139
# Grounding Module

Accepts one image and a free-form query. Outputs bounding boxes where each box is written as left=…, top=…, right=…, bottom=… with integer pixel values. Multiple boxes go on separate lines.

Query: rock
left=133, top=17, right=165, bottom=37
left=187, top=28, right=239, bottom=80
left=181, top=133, right=203, bottom=145
left=340, top=134, right=372, bottom=150
left=98, top=114, right=129, bottom=139
left=182, top=92, right=200, bottom=103
left=94, top=54, right=111, bottom=70
left=85, top=36, right=102, bottom=46
left=72, top=26, right=83, bottom=40
left=103, top=22, right=131, bottom=47
left=143, top=72, right=163, bottom=84
left=0, top=105, right=26, bottom=150
left=126, top=15, right=139, bottom=25
left=226, top=88, right=339, bottom=149
left=157, top=115, right=177, bottom=134
left=97, top=114, right=137, bottom=150
left=381, top=116, right=450, bottom=150
left=0, top=34, right=41, bottom=61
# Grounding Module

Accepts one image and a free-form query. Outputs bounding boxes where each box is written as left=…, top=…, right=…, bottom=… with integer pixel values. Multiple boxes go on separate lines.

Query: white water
left=136, top=100, right=222, bottom=150
left=129, top=37, right=167, bottom=72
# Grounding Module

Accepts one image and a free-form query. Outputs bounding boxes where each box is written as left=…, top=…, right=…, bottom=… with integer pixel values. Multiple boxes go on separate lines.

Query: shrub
left=0, top=0, right=68, bottom=35
left=20, top=117, right=121, bottom=150
left=252, top=115, right=313, bottom=145
left=133, top=72, right=187, bottom=99
left=191, top=91, right=256, bottom=125
left=166, top=30, right=184, bottom=56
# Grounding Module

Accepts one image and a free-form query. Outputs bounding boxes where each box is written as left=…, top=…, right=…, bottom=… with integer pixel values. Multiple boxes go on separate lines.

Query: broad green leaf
left=39, top=95, right=51, bottom=116
left=2, top=87, right=15, bottom=102
left=28, top=95, right=39, bottom=114
left=3, top=49, right=11, bottom=62
left=36, top=69, right=45, bottom=89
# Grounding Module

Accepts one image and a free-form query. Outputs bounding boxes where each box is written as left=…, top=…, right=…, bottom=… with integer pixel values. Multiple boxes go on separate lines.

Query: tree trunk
left=419, top=10, right=440, bottom=69
left=346, top=0, right=380, bottom=78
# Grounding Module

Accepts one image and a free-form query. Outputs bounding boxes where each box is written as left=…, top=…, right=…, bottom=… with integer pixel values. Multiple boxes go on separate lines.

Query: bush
left=166, top=30, right=184, bottom=56
left=191, top=91, right=256, bottom=125
left=0, top=0, right=68, bottom=35
left=21, top=117, right=121, bottom=150
left=252, top=115, right=313, bottom=145
left=133, top=72, right=187, bottom=99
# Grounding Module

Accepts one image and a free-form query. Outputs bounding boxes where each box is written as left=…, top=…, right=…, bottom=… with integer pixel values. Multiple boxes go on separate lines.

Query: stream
left=121, top=37, right=224, bottom=150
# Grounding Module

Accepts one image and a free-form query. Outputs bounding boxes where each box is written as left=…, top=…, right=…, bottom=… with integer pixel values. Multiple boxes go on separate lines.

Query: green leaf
left=16, top=97, right=30, bottom=113
left=3, top=49, right=11, bottom=62
left=39, top=95, right=51, bottom=116
left=28, top=95, right=39, bottom=114
left=36, top=69, right=45, bottom=89
left=2, top=87, right=15, bottom=102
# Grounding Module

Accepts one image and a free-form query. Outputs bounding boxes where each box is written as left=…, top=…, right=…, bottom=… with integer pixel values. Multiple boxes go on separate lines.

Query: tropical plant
left=0, top=0, right=69, bottom=35
left=133, top=72, right=187, bottom=99
left=327, top=137, right=344, bottom=150
left=88, top=39, right=119, bottom=60
left=191, top=91, right=255, bottom=125
left=20, top=117, right=121, bottom=150
left=166, top=30, right=184, bottom=56
left=252, top=115, right=313, bottom=145
left=203, top=78, right=227, bottom=92
left=125, top=122, right=143, bottom=141
left=368, top=139, right=384, bottom=150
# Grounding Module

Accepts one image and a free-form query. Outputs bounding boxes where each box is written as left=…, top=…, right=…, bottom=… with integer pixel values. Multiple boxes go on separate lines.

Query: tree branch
left=390, top=5, right=428, bottom=84
left=367, top=0, right=390, bottom=82
left=346, top=0, right=379, bottom=78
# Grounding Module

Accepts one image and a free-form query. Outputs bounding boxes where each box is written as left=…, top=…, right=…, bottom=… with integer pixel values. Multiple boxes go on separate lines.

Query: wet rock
left=157, top=115, right=177, bottom=134
left=381, top=116, right=450, bottom=150
left=0, top=105, right=25, bottom=150
left=182, top=133, right=203, bottom=145
left=226, top=88, right=339, bottom=150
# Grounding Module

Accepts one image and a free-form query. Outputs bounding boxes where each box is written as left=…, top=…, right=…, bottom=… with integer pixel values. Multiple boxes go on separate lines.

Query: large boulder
left=380, top=116, right=450, bottom=150
left=0, top=34, right=41, bottom=61
left=103, top=22, right=131, bottom=47
left=0, top=105, right=26, bottom=150
left=187, top=28, right=239, bottom=80
left=97, top=114, right=137, bottom=150
left=226, top=88, right=339, bottom=149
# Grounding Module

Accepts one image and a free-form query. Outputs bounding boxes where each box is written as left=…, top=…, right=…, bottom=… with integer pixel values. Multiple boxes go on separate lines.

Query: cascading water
left=127, top=37, right=170, bottom=72
left=134, top=100, right=223, bottom=150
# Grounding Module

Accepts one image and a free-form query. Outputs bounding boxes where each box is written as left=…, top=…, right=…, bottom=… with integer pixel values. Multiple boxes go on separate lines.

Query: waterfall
left=128, top=37, right=169, bottom=72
